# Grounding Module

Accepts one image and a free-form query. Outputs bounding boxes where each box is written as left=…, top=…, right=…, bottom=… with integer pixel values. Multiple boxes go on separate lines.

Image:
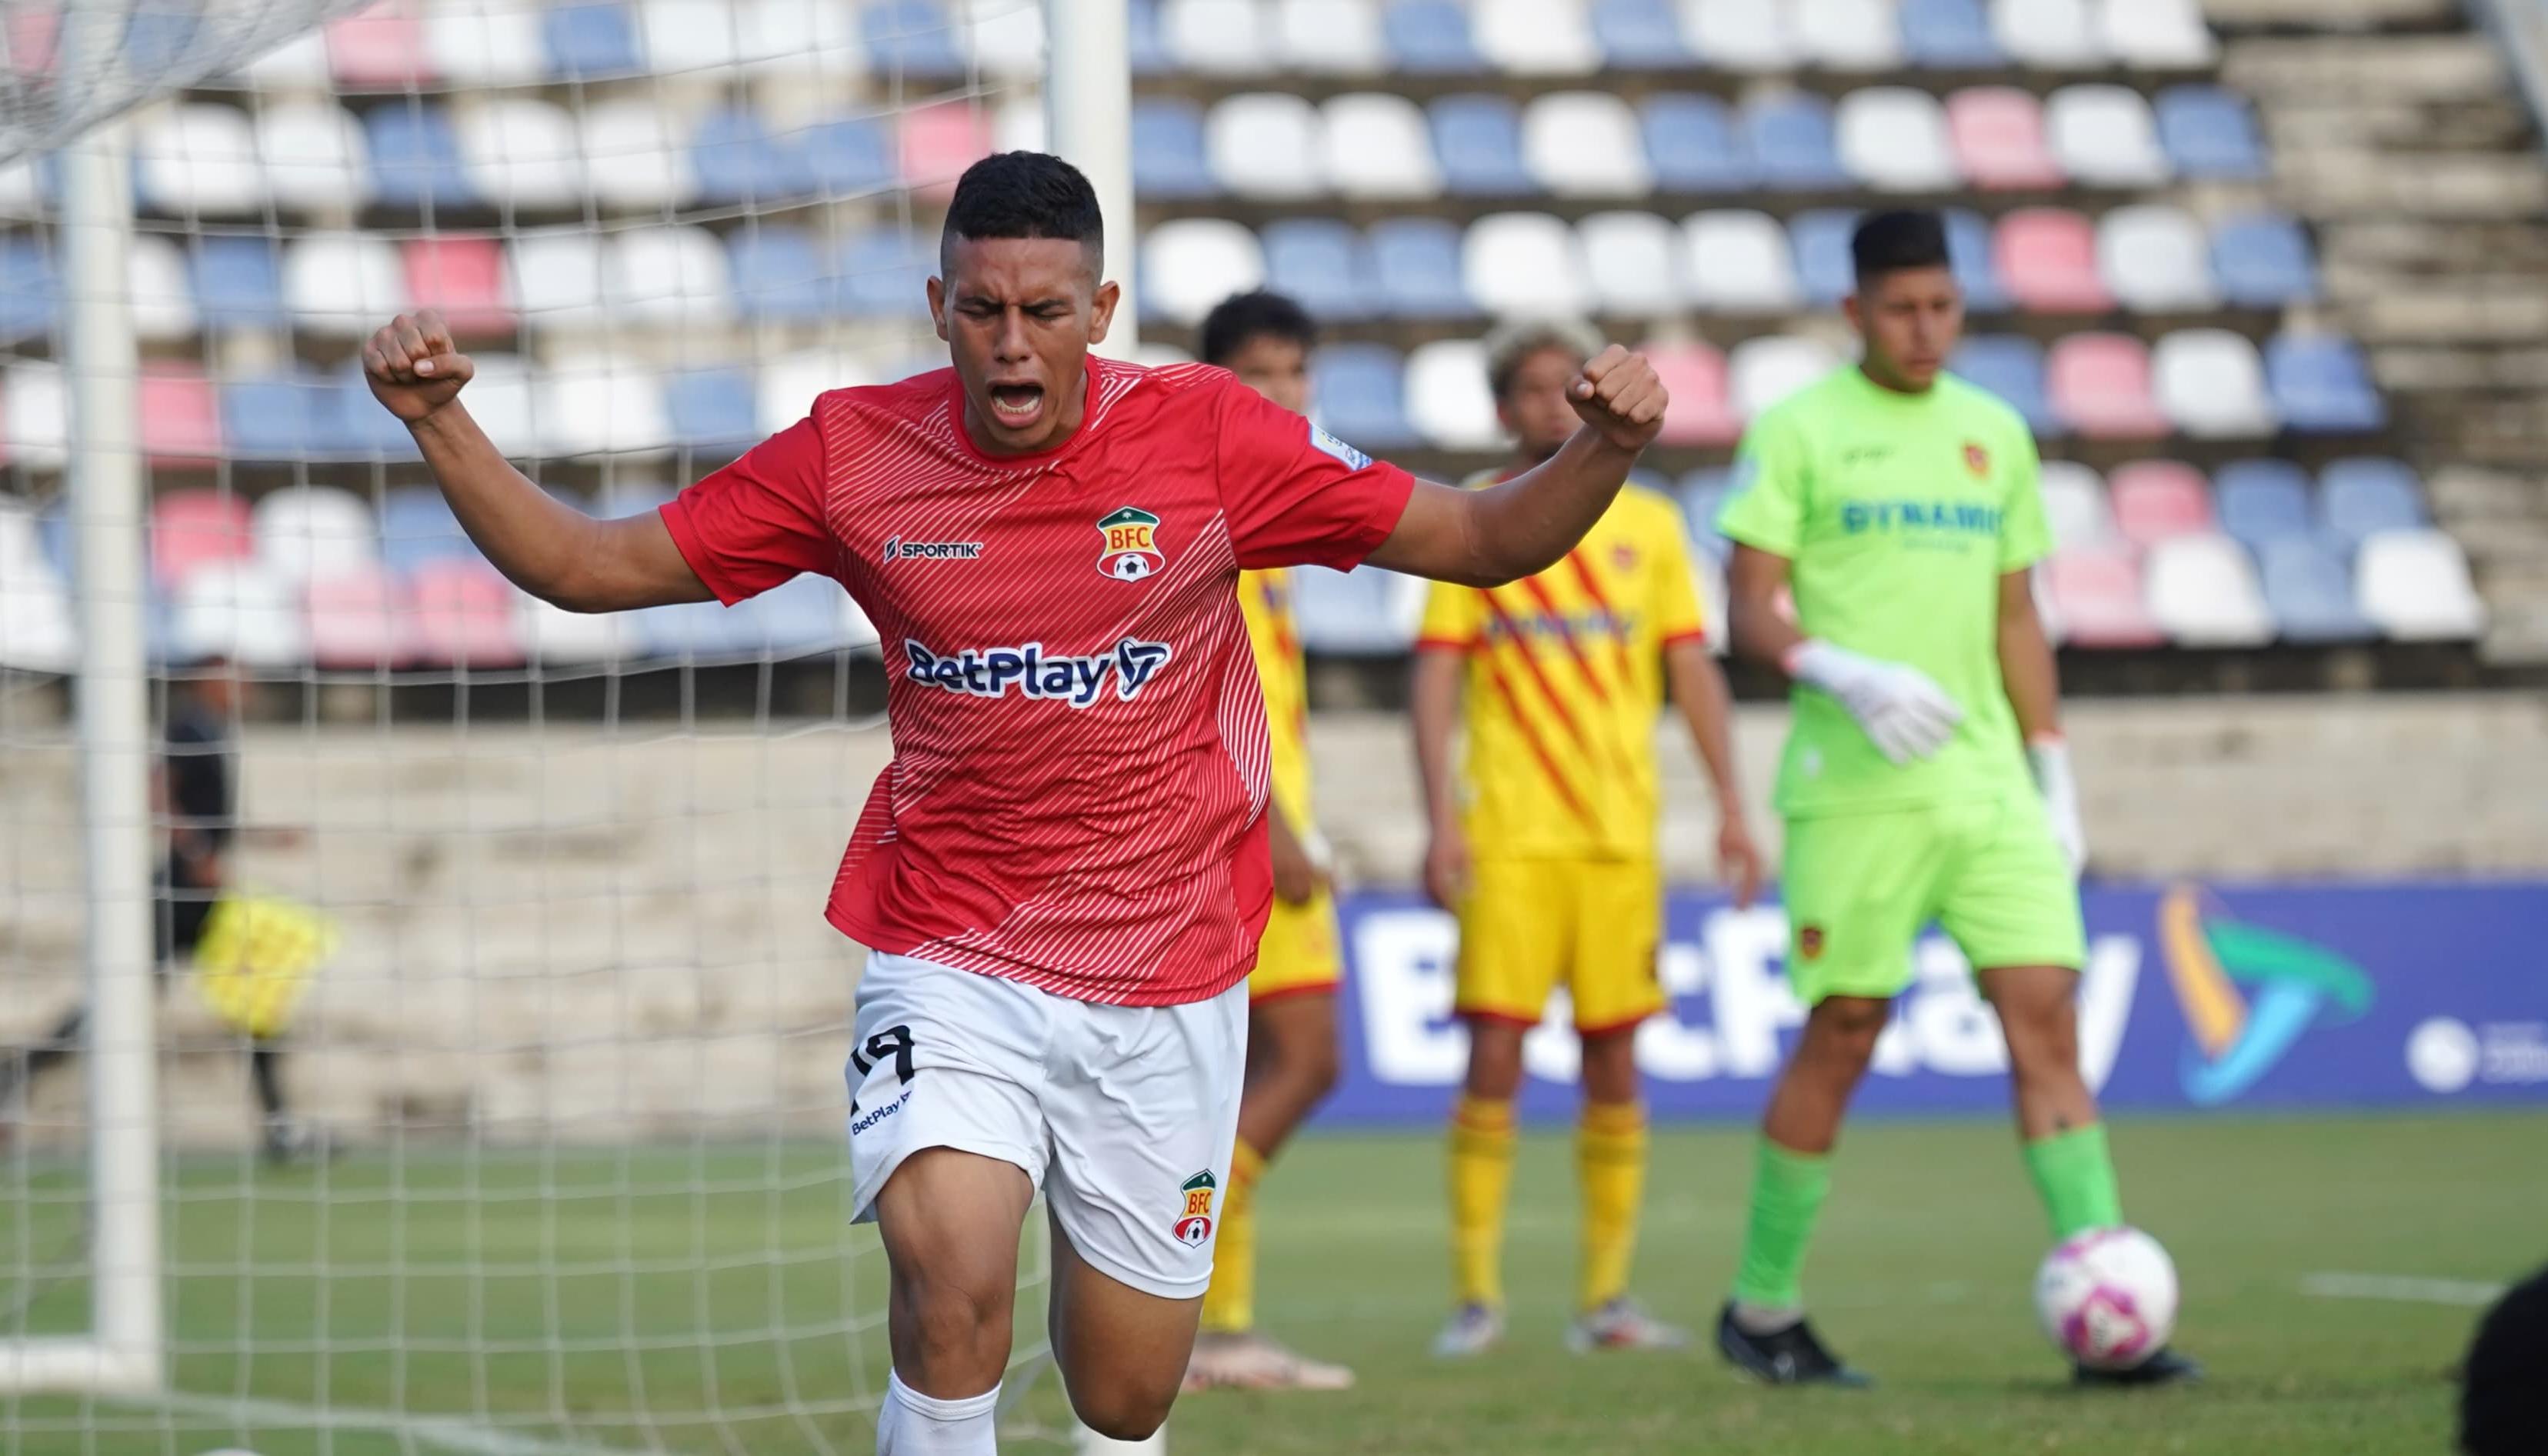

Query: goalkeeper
left=1711, top=210, right=2196, bottom=1388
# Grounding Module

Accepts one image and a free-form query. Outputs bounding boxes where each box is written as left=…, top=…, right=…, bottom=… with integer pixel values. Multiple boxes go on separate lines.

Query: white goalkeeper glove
left=1783, top=640, right=1963, bottom=765
left=2027, top=734, right=2087, bottom=877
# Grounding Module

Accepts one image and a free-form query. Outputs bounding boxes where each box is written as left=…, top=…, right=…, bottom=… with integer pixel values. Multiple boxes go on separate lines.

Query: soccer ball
left=2033, top=1226, right=2178, bottom=1370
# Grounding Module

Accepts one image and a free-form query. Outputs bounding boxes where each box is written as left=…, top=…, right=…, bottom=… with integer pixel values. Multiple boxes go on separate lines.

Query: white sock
left=878, top=1370, right=1000, bottom=1455
left=1733, top=1300, right=1804, bottom=1335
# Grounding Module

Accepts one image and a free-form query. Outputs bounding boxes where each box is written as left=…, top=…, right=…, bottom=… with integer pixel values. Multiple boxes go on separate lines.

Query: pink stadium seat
left=2046, top=545, right=2163, bottom=648
left=7, top=8, right=56, bottom=76
left=901, top=103, right=996, bottom=200
left=2047, top=333, right=2168, bottom=439
left=150, top=490, right=255, bottom=592
left=407, top=558, right=524, bottom=668
left=1644, top=343, right=1739, bottom=447
left=327, top=2, right=431, bottom=88
left=1996, top=208, right=2110, bottom=312
left=2106, top=460, right=2215, bottom=546
left=305, top=565, right=409, bottom=669
left=1946, top=88, right=2064, bottom=191
left=403, top=236, right=513, bottom=333
left=140, top=366, right=222, bottom=465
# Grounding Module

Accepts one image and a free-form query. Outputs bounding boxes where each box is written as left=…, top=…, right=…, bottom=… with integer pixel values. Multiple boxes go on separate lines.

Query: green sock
left=1730, top=1137, right=1832, bottom=1311
left=2023, top=1123, right=2125, bottom=1239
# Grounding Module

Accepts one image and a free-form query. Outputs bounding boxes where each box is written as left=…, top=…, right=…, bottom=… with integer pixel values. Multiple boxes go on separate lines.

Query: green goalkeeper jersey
left=1717, top=365, right=2052, bottom=819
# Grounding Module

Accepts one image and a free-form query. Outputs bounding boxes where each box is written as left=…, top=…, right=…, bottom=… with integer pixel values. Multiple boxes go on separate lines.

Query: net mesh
left=0, top=1, right=1079, bottom=1450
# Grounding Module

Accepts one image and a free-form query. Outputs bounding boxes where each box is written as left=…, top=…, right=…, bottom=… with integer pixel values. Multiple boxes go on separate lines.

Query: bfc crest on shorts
left=1173, top=1168, right=1219, bottom=1246
left=1097, top=506, right=1166, bottom=581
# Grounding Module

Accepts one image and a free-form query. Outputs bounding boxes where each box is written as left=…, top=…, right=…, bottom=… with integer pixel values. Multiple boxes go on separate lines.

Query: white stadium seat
left=2047, top=85, right=2170, bottom=187
left=456, top=98, right=585, bottom=210
left=609, top=226, right=734, bottom=328
left=1993, top=0, right=2102, bottom=66
left=639, top=0, right=745, bottom=72
left=453, top=352, right=539, bottom=457
left=996, top=95, right=1049, bottom=155
left=540, top=354, right=675, bottom=456
left=1164, top=0, right=1268, bottom=74
left=256, top=98, right=372, bottom=213
left=1522, top=93, right=1652, bottom=198
left=1208, top=93, right=1324, bottom=199
left=252, top=485, right=379, bottom=585
left=2038, top=461, right=2114, bottom=550
left=1685, top=210, right=1802, bottom=313
left=2099, top=0, right=2216, bottom=68
left=173, top=561, right=307, bottom=668
left=285, top=232, right=405, bottom=336
left=2153, top=328, right=2276, bottom=438
left=2146, top=533, right=2273, bottom=646
left=1462, top=212, right=1591, bottom=318
left=2099, top=205, right=2218, bottom=311
left=2357, top=530, right=2487, bottom=641
left=1142, top=218, right=1268, bottom=325
left=128, top=234, right=198, bottom=343
left=0, top=498, right=74, bottom=672
left=759, top=348, right=882, bottom=436
left=1796, top=0, right=1904, bottom=71
left=4, top=362, right=66, bottom=469
left=963, top=0, right=1049, bottom=79
left=579, top=98, right=695, bottom=210
left=517, top=588, right=635, bottom=662
left=1275, top=0, right=1387, bottom=73
left=1837, top=88, right=1958, bottom=192
left=509, top=234, right=609, bottom=332
left=742, top=0, right=864, bottom=75
left=1475, top=0, right=1602, bottom=75
left=136, top=104, right=262, bottom=216
left=424, top=0, right=549, bottom=85
left=0, top=158, right=35, bottom=215
left=1730, top=335, right=1838, bottom=418
left=1579, top=212, right=1685, bottom=315
left=1322, top=94, right=1441, bottom=200
left=245, top=26, right=332, bottom=88
left=1683, top=0, right=1797, bottom=72
left=1406, top=338, right=1503, bottom=449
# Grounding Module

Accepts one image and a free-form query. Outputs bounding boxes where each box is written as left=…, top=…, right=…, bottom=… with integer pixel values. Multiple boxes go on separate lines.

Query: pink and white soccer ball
left=2033, top=1226, right=2178, bottom=1369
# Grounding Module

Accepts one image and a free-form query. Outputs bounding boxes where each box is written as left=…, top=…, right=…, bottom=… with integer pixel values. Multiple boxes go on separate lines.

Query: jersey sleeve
left=1716, top=408, right=1808, bottom=558
left=1214, top=379, right=1418, bottom=571
left=1415, top=578, right=1482, bottom=652
left=659, top=414, right=837, bottom=605
left=1649, top=512, right=1709, bottom=648
left=1996, top=425, right=2053, bottom=571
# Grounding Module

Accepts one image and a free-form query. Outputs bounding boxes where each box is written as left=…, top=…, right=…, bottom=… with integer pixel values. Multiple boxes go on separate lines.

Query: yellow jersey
left=1416, top=484, right=1706, bottom=859
left=1239, top=568, right=1315, bottom=829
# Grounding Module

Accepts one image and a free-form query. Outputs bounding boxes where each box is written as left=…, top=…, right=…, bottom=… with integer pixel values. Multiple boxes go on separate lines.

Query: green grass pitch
left=2, top=1111, right=2533, bottom=1454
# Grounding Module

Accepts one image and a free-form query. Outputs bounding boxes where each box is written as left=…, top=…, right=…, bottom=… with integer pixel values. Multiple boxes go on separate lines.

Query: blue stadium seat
left=732, top=573, right=855, bottom=656
left=1369, top=218, right=1472, bottom=318
left=1129, top=0, right=1173, bottom=76
left=664, top=368, right=760, bottom=450
left=1384, top=0, right=1485, bottom=73
left=1429, top=95, right=1532, bottom=196
left=189, top=236, right=288, bottom=331
left=325, top=368, right=420, bottom=458
left=839, top=232, right=935, bottom=318
left=729, top=228, right=834, bottom=322
left=2260, top=537, right=2374, bottom=642
left=863, top=1, right=967, bottom=77
left=219, top=375, right=334, bottom=460
left=0, top=237, right=56, bottom=344
left=1676, top=467, right=1736, bottom=561
left=804, top=117, right=896, bottom=198
left=1132, top=99, right=1216, bottom=200
left=1900, top=0, right=2004, bottom=66
left=1592, top=0, right=1694, bottom=68
left=544, top=2, right=642, bottom=78
left=1293, top=566, right=1417, bottom=655
left=692, top=109, right=814, bottom=205
left=1643, top=94, right=1756, bottom=192
left=1744, top=92, right=1850, bottom=191
left=2267, top=335, right=2385, bottom=433
left=1312, top=344, right=1418, bottom=448
left=2212, top=213, right=2317, bottom=308
left=379, top=486, right=477, bottom=571
left=2320, top=457, right=2428, bottom=548
left=122, top=7, right=200, bottom=83
left=1790, top=208, right=1859, bottom=308
left=1264, top=218, right=1376, bottom=321
left=2213, top=459, right=2313, bottom=555
left=1952, top=336, right=2054, bottom=433
left=2155, top=85, right=2266, bottom=182
left=1944, top=208, right=2011, bottom=313
left=364, top=103, right=475, bottom=210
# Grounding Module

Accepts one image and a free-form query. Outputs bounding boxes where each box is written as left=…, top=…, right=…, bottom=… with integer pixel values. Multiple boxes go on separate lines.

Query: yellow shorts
left=1250, top=885, right=1343, bottom=1002
left=1455, top=857, right=1666, bottom=1035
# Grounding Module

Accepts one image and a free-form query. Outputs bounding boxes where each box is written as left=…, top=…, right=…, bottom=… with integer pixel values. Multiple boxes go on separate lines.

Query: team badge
left=1611, top=543, right=1639, bottom=572
left=1963, top=441, right=1991, bottom=478
left=1173, top=1168, right=1219, bottom=1246
left=1096, top=506, right=1166, bottom=581
left=1798, top=925, right=1826, bottom=961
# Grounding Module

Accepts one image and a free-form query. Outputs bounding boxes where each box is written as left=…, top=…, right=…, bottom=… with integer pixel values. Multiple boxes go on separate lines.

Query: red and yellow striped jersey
left=1239, top=567, right=1314, bottom=829
left=1416, top=485, right=1706, bottom=859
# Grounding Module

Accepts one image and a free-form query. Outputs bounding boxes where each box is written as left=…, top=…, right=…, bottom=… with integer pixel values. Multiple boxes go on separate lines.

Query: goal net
left=0, top=2, right=1109, bottom=1450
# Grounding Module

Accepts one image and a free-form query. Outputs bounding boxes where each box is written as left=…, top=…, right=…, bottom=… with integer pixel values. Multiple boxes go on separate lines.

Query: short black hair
left=2463, top=1265, right=2548, bottom=1455
left=1852, top=208, right=1952, bottom=285
left=941, top=152, right=1104, bottom=271
left=1198, top=290, right=1316, bottom=367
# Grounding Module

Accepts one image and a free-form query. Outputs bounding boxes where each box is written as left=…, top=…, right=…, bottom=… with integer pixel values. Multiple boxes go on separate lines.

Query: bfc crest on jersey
left=1173, top=1168, right=1219, bottom=1246
left=1963, top=441, right=1991, bottom=478
left=1096, top=506, right=1166, bottom=581
left=903, top=638, right=1174, bottom=708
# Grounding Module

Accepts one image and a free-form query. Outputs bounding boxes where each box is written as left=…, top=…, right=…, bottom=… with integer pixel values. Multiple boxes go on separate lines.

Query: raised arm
left=363, top=310, right=710, bottom=613
left=1363, top=346, right=1665, bottom=587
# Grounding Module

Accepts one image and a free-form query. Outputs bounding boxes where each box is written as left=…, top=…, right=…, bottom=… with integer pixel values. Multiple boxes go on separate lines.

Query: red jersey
left=659, top=357, right=1416, bottom=1006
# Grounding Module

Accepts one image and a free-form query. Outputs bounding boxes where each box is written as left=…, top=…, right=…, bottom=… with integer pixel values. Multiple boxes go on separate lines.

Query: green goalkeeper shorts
left=1779, top=794, right=2086, bottom=1005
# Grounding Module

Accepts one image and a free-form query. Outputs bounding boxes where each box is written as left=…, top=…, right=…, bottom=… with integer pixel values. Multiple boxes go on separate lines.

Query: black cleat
left=2075, top=1345, right=2203, bottom=1388
left=1716, top=1302, right=1873, bottom=1388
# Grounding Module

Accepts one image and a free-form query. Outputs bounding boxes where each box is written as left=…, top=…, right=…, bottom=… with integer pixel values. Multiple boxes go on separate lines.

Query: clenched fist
left=1566, top=344, right=1669, bottom=454
left=362, top=308, right=476, bottom=425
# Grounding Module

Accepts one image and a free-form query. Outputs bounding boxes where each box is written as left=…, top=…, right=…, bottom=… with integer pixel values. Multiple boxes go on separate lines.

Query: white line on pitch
left=125, top=1388, right=654, bottom=1456
left=2300, top=1272, right=2508, bottom=1307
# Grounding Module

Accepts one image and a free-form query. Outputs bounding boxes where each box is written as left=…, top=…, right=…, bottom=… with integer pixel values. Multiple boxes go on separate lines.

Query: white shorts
left=845, top=951, right=1249, bottom=1301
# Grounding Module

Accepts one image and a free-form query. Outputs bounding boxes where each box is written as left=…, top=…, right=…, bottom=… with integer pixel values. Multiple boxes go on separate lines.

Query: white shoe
left=1182, top=1331, right=1356, bottom=1391
left=1430, top=1302, right=1505, bottom=1359
left=1566, top=1296, right=1691, bottom=1353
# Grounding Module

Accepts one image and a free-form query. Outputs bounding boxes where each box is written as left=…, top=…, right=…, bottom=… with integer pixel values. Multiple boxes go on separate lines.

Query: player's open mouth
left=988, top=383, right=1045, bottom=425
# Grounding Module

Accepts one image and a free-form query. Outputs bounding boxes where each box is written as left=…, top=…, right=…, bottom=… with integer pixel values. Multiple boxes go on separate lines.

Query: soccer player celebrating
left=362, top=153, right=1669, bottom=1453
left=1182, top=289, right=1354, bottom=1393
left=1414, top=318, right=1761, bottom=1358
left=1711, top=209, right=2196, bottom=1388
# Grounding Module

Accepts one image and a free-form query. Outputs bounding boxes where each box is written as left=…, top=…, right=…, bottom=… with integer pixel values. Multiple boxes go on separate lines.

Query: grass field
left=2, top=1111, right=2534, bottom=1455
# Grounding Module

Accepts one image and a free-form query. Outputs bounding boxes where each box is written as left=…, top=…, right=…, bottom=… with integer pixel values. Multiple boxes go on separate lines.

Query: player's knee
left=1294, top=1032, right=1342, bottom=1104
left=1806, top=997, right=1889, bottom=1060
left=898, top=1271, right=1014, bottom=1374
left=2003, top=1000, right=2080, bottom=1074
left=1462, top=1021, right=1527, bottom=1099
left=1066, top=1375, right=1175, bottom=1441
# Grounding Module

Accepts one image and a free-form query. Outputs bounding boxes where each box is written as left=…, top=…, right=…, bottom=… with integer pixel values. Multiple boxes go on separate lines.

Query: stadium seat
left=0, top=499, right=74, bottom=672
left=1265, top=218, right=1379, bottom=321
left=151, top=490, right=256, bottom=593
left=1164, top=0, right=1266, bottom=72
left=631, top=0, right=738, bottom=71
left=2154, top=329, right=2276, bottom=438
left=140, top=366, right=222, bottom=466
left=2038, top=461, right=2113, bottom=549
left=1789, top=208, right=1859, bottom=308
left=2046, top=85, right=2169, bottom=187
left=1946, top=88, right=2064, bottom=191
left=662, top=368, right=760, bottom=451
left=402, top=236, right=513, bottom=333
left=126, top=235, right=195, bottom=343
left=2156, top=85, right=2267, bottom=182
left=692, top=108, right=813, bottom=206
left=1643, top=94, right=1756, bottom=192
left=1475, top=0, right=1602, bottom=73
left=1836, top=88, right=1957, bottom=193
left=2267, top=335, right=2386, bottom=432
left=1383, top=0, right=1484, bottom=72
left=1129, top=0, right=1174, bottom=74
left=2107, top=460, right=2213, bottom=546
left=1431, top=95, right=1532, bottom=195
left=545, top=2, right=643, bottom=78
left=1997, top=208, right=2110, bottom=312
left=1686, top=0, right=1797, bottom=72
left=1992, top=0, right=2099, bottom=67
left=136, top=105, right=261, bottom=216
left=379, top=486, right=475, bottom=571
left=2212, top=213, right=2318, bottom=308
left=1294, top=565, right=1426, bottom=654
left=2099, top=205, right=2216, bottom=311
left=218, top=375, right=333, bottom=461
left=1406, top=338, right=1502, bottom=449
left=2356, top=529, right=2485, bottom=640
left=1579, top=211, right=1684, bottom=315
left=2045, top=545, right=2161, bottom=648
left=1686, top=210, right=1802, bottom=313
left=425, top=2, right=546, bottom=85
left=1745, top=92, right=1851, bottom=190
left=2213, top=459, right=2313, bottom=555
left=1946, top=208, right=2013, bottom=312
left=255, top=98, right=372, bottom=214
left=1210, top=94, right=1323, bottom=199
left=285, top=232, right=405, bottom=338
left=516, top=586, right=633, bottom=662
left=243, top=22, right=329, bottom=88
left=1143, top=219, right=1267, bottom=326
left=1591, top=0, right=1695, bottom=68
left=407, top=558, right=525, bottom=668
left=1464, top=212, right=1591, bottom=317
left=0, top=237, right=52, bottom=345
left=2101, top=0, right=2216, bottom=68
left=900, top=102, right=995, bottom=195
left=803, top=116, right=896, bottom=198
left=541, top=356, right=672, bottom=458
left=757, top=348, right=877, bottom=435
left=837, top=231, right=935, bottom=318
left=456, top=99, right=583, bottom=211
left=173, top=560, right=307, bottom=668
left=191, top=236, right=288, bottom=332
left=1902, top=0, right=2004, bottom=66
left=729, top=228, right=833, bottom=322
left=1132, top=99, right=1216, bottom=200
left=1312, top=344, right=1419, bottom=448
left=966, top=0, right=1051, bottom=81
left=1796, top=0, right=1904, bottom=70
left=1326, top=93, right=1442, bottom=199
left=328, top=3, right=429, bottom=87
left=305, top=565, right=409, bottom=671
left=1276, top=0, right=1389, bottom=72
left=2259, top=536, right=2374, bottom=643
left=1952, top=335, right=2054, bottom=433
left=2, top=361, right=65, bottom=469
left=1369, top=218, right=1473, bottom=316
left=610, top=226, right=733, bottom=328
left=363, top=102, right=475, bottom=211
left=1645, top=342, right=1739, bottom=446
left=509, top=233, right=608, bottom=331
left=1730, top=335, right=1838, bottom=418
left=1525, top=92, right=1650, bottom=197
left=2148, top=534, right=2272, bottom=647
left=864, top=0, right=968, bottom=76
left=440, top=352, right=538, bottom=459
left=2320, top=458, right=2429, bottom=549
left=727, top=571, right=865, bottom=657
left=2048, top=334, right=2167, bottom=439
left=325, top=364, right=423, bottom=459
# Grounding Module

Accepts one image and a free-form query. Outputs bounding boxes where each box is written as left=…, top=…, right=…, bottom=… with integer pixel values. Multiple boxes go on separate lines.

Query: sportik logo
left=2156, top=884, right=2372, bottom=1105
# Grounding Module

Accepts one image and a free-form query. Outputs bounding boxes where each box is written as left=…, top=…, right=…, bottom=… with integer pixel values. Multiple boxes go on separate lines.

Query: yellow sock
left=1199, top=1138, right=1264, bottom=1334
left=1576, top=1101, right=1647, bottom=1311
left=1448, top=1094, right=1517, bottom=1308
